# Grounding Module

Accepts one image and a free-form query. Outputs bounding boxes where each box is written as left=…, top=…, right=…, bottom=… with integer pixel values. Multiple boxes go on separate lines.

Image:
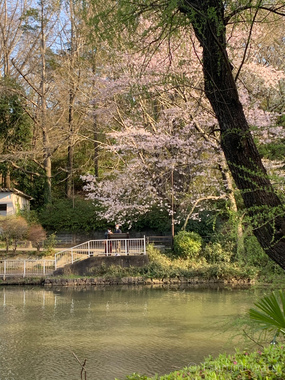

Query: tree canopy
left=1, top=0, right=285, bottom=269
left=83, top=0, right=285, bottom=268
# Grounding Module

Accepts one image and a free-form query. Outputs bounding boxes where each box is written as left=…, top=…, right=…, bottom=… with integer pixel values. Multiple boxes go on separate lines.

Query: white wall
left=0, top=192, right=30, bottom=216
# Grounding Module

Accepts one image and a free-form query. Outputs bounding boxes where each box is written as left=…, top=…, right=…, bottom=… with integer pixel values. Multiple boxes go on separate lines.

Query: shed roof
left=0, top=188, right=33, bottom=201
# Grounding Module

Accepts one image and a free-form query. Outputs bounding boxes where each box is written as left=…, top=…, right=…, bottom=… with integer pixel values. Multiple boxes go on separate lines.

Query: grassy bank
left=122, top=344, right=285, bottom=380
left=77, top=245, right=284, bottom=285
left=1, top=244, right=284, bottom=286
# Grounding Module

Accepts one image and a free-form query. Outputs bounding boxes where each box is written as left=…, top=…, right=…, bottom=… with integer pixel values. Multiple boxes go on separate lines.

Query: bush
left=0, top=215, right=29, bottom=253
left=173, top=231, right=202, bottom=259
left=43, top=233, right=58, bottom=256
left=203, top=242, right=233, bottom=264
left=28, top=224, right=47, bottom=252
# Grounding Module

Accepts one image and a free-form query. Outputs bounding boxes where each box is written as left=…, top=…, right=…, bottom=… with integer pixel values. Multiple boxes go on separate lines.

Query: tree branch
left=225, top=4, right=285, bottom=24
left=182, top=195, right=227, bottom=230
left=235, top=1, right=261, bottom=82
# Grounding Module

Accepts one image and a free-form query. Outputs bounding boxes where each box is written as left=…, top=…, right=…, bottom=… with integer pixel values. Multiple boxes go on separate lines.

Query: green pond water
left=0, top=285, right=272, bottom=380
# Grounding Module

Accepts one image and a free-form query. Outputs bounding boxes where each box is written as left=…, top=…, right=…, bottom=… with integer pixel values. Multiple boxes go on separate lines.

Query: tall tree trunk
left=92, top=59, right=99, bottom=178
left=179, top=0, right=285, bottom=269
left=1, top=0, right=12, bottom=187
left=40, top=0, right=52, bottom=203
left=66, top=0, right=76, bottom=199
left=2, top=0, right=9, bottom=77
left=93, top=110, right=99, bottom=177
left=66, top=86, right=75, bottom=199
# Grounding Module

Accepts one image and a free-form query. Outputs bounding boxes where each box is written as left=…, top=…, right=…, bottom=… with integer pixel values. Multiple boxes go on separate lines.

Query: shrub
left=203, top=242, right=233, bottom=264
left=173, top=231, right=202, bottom=259
left=0, top=215, right=29, bottom=253
left=43, top=233, right=58, bottom=256
left=28, top=224, right=47, bottom=252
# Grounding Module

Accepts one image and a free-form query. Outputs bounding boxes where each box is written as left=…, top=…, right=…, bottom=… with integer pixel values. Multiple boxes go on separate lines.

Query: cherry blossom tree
left=83, top=16, right=284, bottom=227
left=84, top=0, right=285, bottom=269
left=82, top=32, right=230, bottom=230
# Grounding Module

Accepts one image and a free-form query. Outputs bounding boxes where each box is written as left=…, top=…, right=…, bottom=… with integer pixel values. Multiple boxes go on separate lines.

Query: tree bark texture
left=179, top=0, right=285, bottom=269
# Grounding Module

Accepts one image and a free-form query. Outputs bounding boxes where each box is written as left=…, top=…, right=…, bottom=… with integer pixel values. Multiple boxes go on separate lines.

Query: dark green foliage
left=0, top=77, right=32, bottom=151
left=18, top=209, right=39, bottom=225
left=0, top=77, right=35, bottom=193
left=132, top=206, right=172, bottom=234
left=185, top=210, right=221, bottom=241
left=11, top=161, right=46, bottom=209
left=243, top=235, right=269, bottom=266
left=38, top=198, right=108, bottom=232
left=236, top=235, right=284, bottom=277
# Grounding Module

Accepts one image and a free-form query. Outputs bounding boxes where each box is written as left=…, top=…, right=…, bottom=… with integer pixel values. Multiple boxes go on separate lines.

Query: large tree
left=88, top=0, right=285, bottom=269
left=177, top=1, right=285, bottom=269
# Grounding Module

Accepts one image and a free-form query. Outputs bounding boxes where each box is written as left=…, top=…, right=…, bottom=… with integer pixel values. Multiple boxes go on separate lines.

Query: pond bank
left=0, top=275, right=255, bottom=286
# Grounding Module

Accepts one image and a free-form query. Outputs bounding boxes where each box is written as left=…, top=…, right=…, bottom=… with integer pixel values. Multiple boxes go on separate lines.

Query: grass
left=121, top=344, right=285, bottom=380
left=80, top=245, right=260, bottom=283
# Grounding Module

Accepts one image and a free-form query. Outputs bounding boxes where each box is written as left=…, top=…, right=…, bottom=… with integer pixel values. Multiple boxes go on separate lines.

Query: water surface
left=0, top=285, right=268, bottom=380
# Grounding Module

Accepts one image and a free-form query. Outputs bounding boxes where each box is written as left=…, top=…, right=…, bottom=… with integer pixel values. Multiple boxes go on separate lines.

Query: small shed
left=0, top=188, right=33, bottom=216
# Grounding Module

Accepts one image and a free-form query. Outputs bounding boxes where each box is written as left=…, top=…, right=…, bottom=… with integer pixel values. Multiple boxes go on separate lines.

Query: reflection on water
left=0, top=285, right=268, bottom=380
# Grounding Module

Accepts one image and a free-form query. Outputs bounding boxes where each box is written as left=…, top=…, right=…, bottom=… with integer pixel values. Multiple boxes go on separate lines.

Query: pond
left=0, top=285, right=272, bottom=380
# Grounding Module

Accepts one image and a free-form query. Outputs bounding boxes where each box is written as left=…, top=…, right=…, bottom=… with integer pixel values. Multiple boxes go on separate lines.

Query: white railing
left=0, top=237, right=147, bottom=277
left=54, top=237, right=146, bottom=270
left=0, top=259, right=55, bottom=279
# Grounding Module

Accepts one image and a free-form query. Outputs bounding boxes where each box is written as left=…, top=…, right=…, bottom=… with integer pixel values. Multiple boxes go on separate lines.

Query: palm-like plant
left=249, top=290, right=285, bottom=342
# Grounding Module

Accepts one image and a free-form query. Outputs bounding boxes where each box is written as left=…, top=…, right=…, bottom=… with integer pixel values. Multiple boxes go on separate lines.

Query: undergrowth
left=87, top=245, right=262, bottom=282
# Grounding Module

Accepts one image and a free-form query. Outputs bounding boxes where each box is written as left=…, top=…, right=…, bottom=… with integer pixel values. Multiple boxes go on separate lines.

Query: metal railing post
left=4, top=260, right=6, bottom=280
left=71, top=249, right=74, bottom=264
left=23, top=260, right=26, bottom=278
left=88, top=241, right=90, bottom=257
left=144, top=236, right=146, bottom=255
left=43, top=261, right=46, bottom=276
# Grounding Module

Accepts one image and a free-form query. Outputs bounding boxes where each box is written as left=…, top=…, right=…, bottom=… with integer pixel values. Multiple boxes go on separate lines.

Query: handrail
left=0, top=237, right=147, bottom=277
left=54, top=237, right=146, bottom=270
left=0, top=259, right=55, bottom=279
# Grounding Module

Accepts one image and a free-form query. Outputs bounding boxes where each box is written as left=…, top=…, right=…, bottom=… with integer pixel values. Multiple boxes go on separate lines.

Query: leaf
left=249, top=291, right=285, bottom=335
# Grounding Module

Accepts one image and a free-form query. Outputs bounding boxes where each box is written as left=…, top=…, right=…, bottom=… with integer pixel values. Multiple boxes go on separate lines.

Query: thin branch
left=72, top=352, right=87, bottom=380
left=235, top=1, right=261, bottom=82
left=11, top=58, right=41, bottom=96
left=225, top=4, right=285, bottom=24
left=242, top=329, right=264, bottom=348
left=182, top=195, right=227, bottom=230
